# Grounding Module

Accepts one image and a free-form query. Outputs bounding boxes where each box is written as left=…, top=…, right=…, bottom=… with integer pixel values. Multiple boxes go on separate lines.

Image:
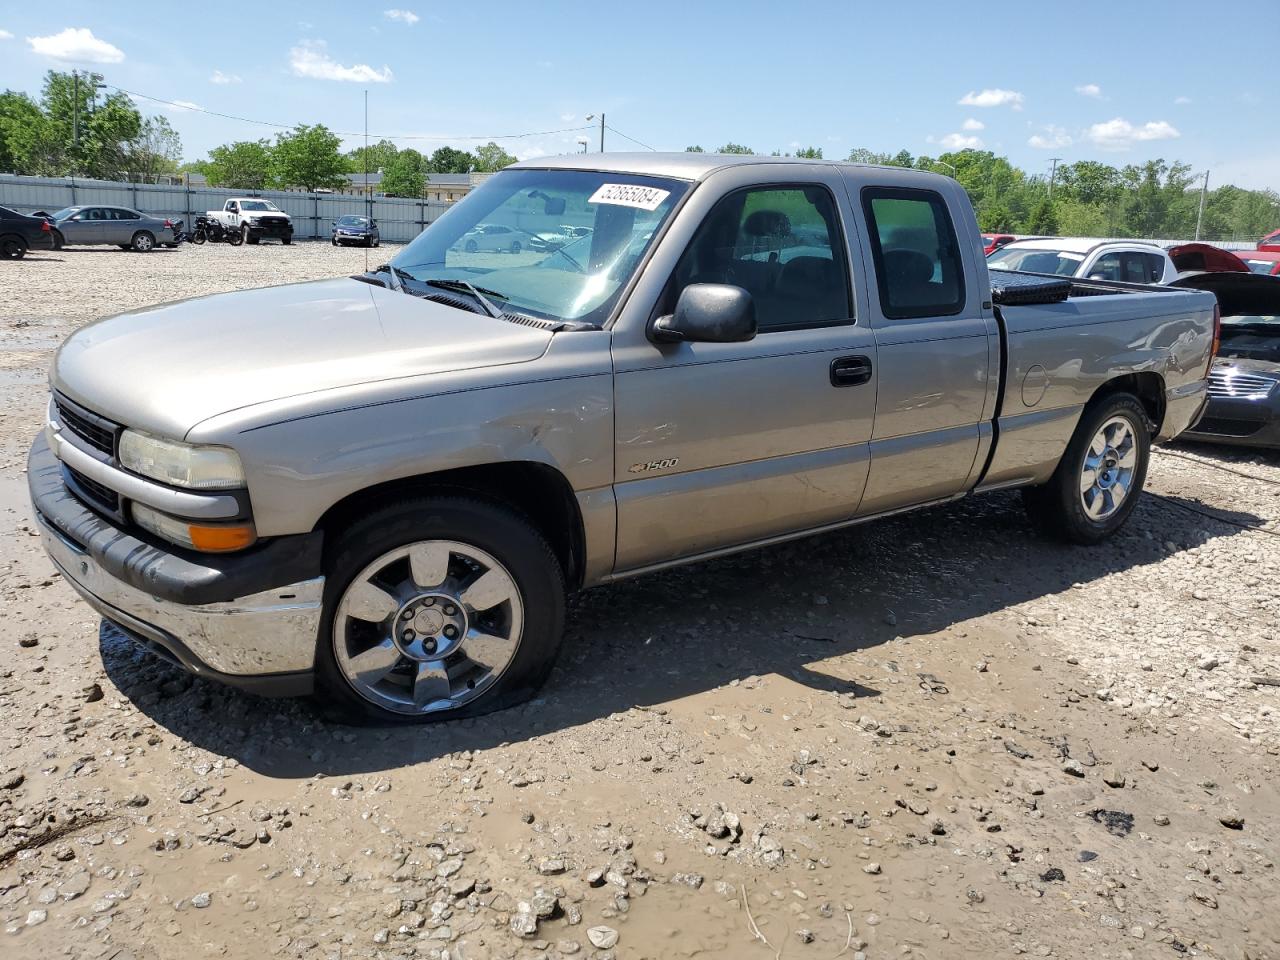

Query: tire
left=52, top=230, right=64, bottom=251
left=1022, top=392, right=1150, bottom=545
left=0, top=235, right=27, bottom=259
left=192, top=231, right=206, bottom=245
left=331, top=237, right=338, bottom=246
left=316, top=496, right=566, bottom=724
left=510, top=240, right=521, bottom=254
left=282, top=237, right=292, bottom=245
left=465, top=239, right=478, bottom=253
left=227, top=226, right=243, bottom=246
left=373, top=237, right=380, bottom=248
left=243, top=226, right=256, bottom=245
left=131, top=231, right=155, bottom=252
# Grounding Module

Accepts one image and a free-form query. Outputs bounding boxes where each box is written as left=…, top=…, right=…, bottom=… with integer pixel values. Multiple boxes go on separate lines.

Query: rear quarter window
left=861, top=187, right=966, bottom=319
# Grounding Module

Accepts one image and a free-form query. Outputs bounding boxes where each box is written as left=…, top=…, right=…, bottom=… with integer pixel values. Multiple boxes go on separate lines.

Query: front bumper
left=247, top=220, right=293, bottom=239
left=28, top=434, right=323, bottom=695
left=333, top=232, right=373, bottom=244
left=1182, top=395, right=1280, bottom=449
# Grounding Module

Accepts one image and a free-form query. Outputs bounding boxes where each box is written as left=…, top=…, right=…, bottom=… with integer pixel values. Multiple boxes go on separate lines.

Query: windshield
left=1241, top=258, right=1278, bottom=275
left=51, top=207, right=81, bottom=221
left=987, top=247, right=1085, bottom=276
left=240, top=200, right=279, bottom=212
left=1222, top=314, right=1280, bottom=326
left=338, top=216, right=369, bottom=226
left=390, top=169, right=688, bottom=325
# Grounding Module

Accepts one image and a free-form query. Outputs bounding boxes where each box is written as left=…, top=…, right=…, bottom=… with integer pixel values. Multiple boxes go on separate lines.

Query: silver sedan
left=51, top=205, right=177, bottom=251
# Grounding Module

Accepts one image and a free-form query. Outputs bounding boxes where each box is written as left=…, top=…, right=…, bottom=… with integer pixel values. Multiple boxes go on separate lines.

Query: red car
left=982, top=233, right=1017, bottom=256
left=1260, top=229, right=1280, bottom=251
left=1239, top=249, right=1280, bottom=276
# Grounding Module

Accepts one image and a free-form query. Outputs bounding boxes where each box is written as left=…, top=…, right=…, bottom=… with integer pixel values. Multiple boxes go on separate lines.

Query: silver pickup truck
left=28, top=154, right=1217, bottom=722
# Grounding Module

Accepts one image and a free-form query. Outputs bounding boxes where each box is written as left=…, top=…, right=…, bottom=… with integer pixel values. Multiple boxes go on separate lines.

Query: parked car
left=207, top=198, right=293, bottom=245
left=29, top=154, right=1216, bottom=722
left=1239, top=250, right=1280, bottom=277
left=331, top=215, right=380, bottom=247
left=48, top=205, right=177, bottom=252
left=981, top=233, right=1017, bottom=255
left=987, top=237, right=1177, bottom=284
left=1174, top=272, right=1280, bottom=448
left=454, top=222, right=523, bottom=253
left=0, top=205, right=57, bottom=259
left=1167, top=242, right=1251, bottom=277
left=528, top=224, right=593, bottom=251
left=1259, top=229, right=1280, bottom=251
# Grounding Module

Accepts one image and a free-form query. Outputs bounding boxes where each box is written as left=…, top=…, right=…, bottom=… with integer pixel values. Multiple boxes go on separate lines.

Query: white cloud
left=0, top=29, right=14, bottom=41
left=1028, top=125, right=1073, bottom=149
left=289, top=40, right=392, bottom=82
left=957, top=88, right=1024, bottom=110
left=1174, top=95, right=1192, bottom=105
left=939, top=132, right=984, bottom=150
left=209, top=70, right=241, bottom=85
left=1085, top=117, right=1180, bottom=150
left=26, top=27, right=124, bottom=63
left=961, top=117, right=985, bottom=131
left=1074, top=83, right=1103, bottom=98
left=383, top=8, right=420, bottom=24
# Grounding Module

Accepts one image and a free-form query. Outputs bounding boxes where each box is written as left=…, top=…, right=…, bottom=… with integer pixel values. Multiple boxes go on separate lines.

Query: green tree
left=1027, top=197, right=1060, bottom=235
left=472, top=141, right=516, bottom=173
left=717, top=142, right=754, bottom=155
left=381, top=147, right=429, bottom=197
left=38, top=70, right=142, bottom=179
left=346, top=138, right=398, bottom=175
left=272, top=123, right=347, bottom=191
left=429, top=146, right=475, bottom=174
left=0, top=90, right=54, bottom=174
left=205, top=139, right=274, bottom=190
left=684, top=145, right=705, bottom=152
left=794, top=146, right=823, bottom=159
left=127, top=115, right=182, bottom=181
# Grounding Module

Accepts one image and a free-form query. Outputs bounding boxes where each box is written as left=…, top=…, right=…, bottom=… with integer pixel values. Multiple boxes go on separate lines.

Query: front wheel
left=192, top=230, right=206, bottom=245
left=227, top=226, right=243, bottom=246
left=317, top=497, right=566, bottom=723
left=282, top=237, right=292, bottom=245
left=1022, top=392, right=1150, bottom=544
left=51, top=229, right=64, bottom=250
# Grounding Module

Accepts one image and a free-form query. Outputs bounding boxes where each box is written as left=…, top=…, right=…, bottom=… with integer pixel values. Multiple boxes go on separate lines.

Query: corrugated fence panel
left=0, top=175, right=452, bottom=241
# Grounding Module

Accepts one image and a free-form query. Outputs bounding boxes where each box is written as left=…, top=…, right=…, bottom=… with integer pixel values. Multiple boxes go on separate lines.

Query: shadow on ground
left=99, top=489, right=1261, bottom=778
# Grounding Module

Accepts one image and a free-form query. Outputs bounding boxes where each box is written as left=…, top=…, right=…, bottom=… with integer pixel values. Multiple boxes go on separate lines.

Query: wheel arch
left=314, top=460, right=588, bottom=590
left=1088, top=372, right=1165, bottom=434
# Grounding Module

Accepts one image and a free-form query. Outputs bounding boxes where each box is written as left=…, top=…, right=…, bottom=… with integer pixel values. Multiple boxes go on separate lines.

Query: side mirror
left=651, top=284, right=756, bottom=344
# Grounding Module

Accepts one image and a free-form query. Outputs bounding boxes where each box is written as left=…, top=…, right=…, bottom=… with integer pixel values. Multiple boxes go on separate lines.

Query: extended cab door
left=609, top=164, right=877, bottom=573
left=841, top=171, right=999, bottom=515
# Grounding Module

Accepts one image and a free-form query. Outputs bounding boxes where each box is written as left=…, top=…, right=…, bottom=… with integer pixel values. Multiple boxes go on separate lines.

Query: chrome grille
left=65, top=465, right=121, bottom=513
left=54, top=394, right=119, bottom=457
left=1206, top=369, right=1277, bottom=400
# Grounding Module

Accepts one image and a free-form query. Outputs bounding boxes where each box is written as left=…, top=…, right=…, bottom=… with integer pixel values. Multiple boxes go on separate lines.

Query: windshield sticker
left=588, top=183, right=671, bottom=211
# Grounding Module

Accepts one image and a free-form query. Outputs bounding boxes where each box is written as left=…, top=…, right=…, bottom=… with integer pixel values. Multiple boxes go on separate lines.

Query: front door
left=610, top=172, right=877, bottom=572
left=846, top=179, right=998, bottom=515
left=61, top=207, right=105, bottom=244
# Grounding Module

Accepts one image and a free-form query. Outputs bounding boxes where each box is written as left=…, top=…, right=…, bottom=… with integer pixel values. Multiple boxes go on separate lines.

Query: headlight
left=132, top=502, right=256, bottom=553
left=247, top=216, right=260, bottom=224
left=118, top=430, right=245, bottom=489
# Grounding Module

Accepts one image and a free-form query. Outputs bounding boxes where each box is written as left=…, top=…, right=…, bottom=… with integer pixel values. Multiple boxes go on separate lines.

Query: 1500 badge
left=628, top=457, right=679, bottom=474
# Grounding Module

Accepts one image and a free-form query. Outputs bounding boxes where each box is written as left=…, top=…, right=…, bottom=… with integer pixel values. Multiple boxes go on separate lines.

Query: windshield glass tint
left=240, top=200, right=278, bottom=212
left=987, top=248, right=1084, bottom=275
left=1242, top=259, right=1278, bottom=275
left=1222, top=314, right=1280, bottom=325
left=51, top=207, right=80, bottom=220
left=338, top=216, right=368, bottom=226
left=391, top=169, right=688, bottom=325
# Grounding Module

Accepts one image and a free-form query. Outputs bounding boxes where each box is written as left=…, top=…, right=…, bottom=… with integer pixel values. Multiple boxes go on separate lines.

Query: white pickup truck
left=206, top=198, right=294, bottom=245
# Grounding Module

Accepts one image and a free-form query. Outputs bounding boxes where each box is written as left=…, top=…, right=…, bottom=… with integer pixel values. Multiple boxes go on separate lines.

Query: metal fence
left=0, top=175, right=453, bottom=242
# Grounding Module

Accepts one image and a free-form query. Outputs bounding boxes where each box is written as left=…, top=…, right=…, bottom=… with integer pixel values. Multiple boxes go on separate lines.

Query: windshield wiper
left=373, top=263, right=414, bottom=293
left=422, top=278, right=508, bottom=319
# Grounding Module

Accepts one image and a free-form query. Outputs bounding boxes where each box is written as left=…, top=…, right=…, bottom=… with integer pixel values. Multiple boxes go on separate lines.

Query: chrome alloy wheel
left=333, top=540, right=524, bottom=716
left=1079, top=415, right=1138, bottom=521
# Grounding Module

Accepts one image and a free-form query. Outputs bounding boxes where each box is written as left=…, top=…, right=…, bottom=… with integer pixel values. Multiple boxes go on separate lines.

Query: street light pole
left=1195, top=169, right=1210, bottom=241
left=1048, top=157, right=1062, bottom=203
left=586, top=113, right=605, bottom=152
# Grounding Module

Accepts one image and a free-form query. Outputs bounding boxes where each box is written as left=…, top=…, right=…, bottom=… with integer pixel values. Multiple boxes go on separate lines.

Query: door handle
left=830, top=355, right=873, bottom=387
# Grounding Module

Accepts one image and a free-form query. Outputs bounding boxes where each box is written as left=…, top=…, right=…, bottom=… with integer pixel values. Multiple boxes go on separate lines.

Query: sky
left=1, top=1, right=1277, bottom=190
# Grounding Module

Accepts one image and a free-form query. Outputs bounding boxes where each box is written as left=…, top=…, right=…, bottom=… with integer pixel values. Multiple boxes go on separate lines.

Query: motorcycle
left=190, top=216, right=243, bottom=246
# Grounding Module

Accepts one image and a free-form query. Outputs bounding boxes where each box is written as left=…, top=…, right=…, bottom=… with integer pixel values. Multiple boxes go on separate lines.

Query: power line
left=113, top=85, right=595, bottom=144
left=605, top=124, right=657, bottom=151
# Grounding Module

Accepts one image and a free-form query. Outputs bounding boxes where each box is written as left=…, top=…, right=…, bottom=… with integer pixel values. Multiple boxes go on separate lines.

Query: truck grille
left=65, top=464, right=121, bottom=512
left=54, top=394, right=119, bottom=457
left=1207, top=369, right=1277, bottom=400
left=1192, top=416, right=1264, bottom=438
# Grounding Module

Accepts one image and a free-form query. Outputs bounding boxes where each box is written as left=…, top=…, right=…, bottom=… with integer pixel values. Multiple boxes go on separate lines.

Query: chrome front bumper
left=37, top=510, right=322, bottom=695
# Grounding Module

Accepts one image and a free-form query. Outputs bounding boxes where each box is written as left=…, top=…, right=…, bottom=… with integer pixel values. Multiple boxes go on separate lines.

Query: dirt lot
left=1, top=242, right=1278, bottom=960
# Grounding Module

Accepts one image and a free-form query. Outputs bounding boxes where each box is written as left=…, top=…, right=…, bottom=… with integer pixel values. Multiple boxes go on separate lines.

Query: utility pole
left=1048, top=157, right=1062, bottom=202
left=72, top=71, right=80, bottom=176
left=587, top=113, right=605, bottom=152
left=1195, top=169, right=1210, bottom=241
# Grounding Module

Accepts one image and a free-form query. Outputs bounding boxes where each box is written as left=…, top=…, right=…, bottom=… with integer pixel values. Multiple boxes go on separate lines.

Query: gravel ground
left=1, top=242, right=1278, bottom=960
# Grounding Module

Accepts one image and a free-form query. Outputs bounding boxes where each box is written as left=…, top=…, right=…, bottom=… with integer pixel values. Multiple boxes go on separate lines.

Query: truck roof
left=999, top=236, right=1167, bottom=255
left=511, top=151, right=953, bottom=185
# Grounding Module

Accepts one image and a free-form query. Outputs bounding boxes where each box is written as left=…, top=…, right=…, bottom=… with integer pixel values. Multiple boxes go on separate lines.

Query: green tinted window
left=862, top=189, right=965, bottom=319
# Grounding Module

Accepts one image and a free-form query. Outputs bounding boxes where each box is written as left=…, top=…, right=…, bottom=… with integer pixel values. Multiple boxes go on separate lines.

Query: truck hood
left=52, top=277, right=554, bottom=438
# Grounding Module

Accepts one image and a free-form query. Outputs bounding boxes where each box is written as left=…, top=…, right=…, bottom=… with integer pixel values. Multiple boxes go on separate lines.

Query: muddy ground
left=1, top=242, right=1278, bottom=960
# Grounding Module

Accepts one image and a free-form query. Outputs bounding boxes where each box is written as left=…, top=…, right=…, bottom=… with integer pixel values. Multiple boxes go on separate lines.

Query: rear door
left=610, top=165, right=877, bottom=572
left=842, top=173, right=999, bottom=515
left=106, top=207, right=140, bottom=244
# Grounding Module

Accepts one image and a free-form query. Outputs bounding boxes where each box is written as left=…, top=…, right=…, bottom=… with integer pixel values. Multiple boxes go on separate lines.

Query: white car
left=455, top=223, right=523, bottom=254
left=987, top=237, right=1177, bottom=284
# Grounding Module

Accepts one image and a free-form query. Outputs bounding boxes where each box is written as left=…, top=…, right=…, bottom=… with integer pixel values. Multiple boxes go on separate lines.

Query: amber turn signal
left=187, top=523, right=257, bottom=552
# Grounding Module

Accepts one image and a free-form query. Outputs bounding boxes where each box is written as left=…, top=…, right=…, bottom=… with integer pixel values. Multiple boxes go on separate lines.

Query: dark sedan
left=331, top=215, right=380, bottom=247
left=0, top=205, right=57, bottom=259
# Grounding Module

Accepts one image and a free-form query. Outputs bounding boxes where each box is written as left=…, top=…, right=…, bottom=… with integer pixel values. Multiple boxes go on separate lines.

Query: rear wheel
left=192, top=231, right=206, bottom=245
left=131, top=231, right=155, bottom=252
left=0, top=235, right=27, bottom=259
left=510, top=240, right=522, bottom=254
left=316, top=497, right=566, bottom=723
left=1023, top=392, right=1150, bottom=544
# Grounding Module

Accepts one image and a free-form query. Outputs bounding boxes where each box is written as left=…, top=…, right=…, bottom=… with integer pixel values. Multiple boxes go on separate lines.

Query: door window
left=1090, top=252, right=1123, bottom=281
left=670, top=185, right=852, bottom=331
left=861, top=188, right=965, bottom=319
